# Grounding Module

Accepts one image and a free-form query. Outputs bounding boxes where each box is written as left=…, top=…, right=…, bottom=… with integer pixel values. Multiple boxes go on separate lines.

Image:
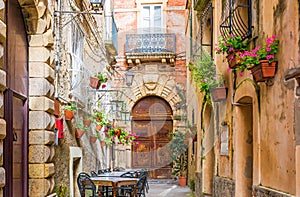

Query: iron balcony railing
left=220, top=0, right=252, bottom=41
left=125, top=33, right=176, bottom=54
left=105, top=15, right=118, bottom=52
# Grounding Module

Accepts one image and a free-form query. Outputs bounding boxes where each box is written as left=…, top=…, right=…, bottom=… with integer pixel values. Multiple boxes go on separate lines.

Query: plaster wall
left=188, top=0, right=300, bottom=196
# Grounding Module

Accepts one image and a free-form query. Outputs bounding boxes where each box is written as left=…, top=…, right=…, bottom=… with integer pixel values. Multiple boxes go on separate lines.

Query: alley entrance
left=131, top=96, right=173, bottom=178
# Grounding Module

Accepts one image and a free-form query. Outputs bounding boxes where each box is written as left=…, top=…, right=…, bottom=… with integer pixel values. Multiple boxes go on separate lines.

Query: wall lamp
left=125, top=70, right=134, bottom=86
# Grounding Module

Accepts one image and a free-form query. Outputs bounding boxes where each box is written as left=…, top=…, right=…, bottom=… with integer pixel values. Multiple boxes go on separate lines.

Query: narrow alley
left=1, top=0, right=299, bottom=197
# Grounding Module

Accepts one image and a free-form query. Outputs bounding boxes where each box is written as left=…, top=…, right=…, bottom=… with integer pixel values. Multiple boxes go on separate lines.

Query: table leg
left=112, top=183, right=117, bottom=197
left=82, top=182, right=85, bottom=197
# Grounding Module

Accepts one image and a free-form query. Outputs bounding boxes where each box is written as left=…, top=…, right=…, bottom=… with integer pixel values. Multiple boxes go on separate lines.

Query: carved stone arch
left=125, top=82, right=184, bottom=114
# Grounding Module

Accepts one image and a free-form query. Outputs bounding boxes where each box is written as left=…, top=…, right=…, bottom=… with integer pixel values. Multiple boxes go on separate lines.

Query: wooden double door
left=131, top=96, right=173, bottom=178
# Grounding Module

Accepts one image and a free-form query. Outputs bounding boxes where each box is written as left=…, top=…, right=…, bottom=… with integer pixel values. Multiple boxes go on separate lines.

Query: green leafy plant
left=167, top=130, right=188, bottom=177
left=189, top=56, right=224, bottom=102
left=65, top=103, right=77, bottom=111
left=215, top=33, right=248, bottom=55
left=92, top=109, right=104, bottom=121
left=94, top=72, right=108, bottom=83
left=103, top=127, right=139, bottom=146
left=76, top=122, right=88, bottom=131
left=54, top=185, right=68, bottom=197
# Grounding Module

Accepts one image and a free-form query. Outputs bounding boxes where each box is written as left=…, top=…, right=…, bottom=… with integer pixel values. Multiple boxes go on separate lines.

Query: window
left=69, top=22, right=85, bottom=90
left=141, top=4, right=162, bottom=32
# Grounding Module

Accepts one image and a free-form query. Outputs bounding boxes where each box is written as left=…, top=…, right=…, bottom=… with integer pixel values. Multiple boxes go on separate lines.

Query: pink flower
left=272, top=35, right=277, bottom=39
left=227, top=67, right=231, bottom=72
left=239, top=71, right=244, bottom=76
left=229, top=47, right=234, bottom=52
left=266, top=38, right=274, bottom=45
left=266, top=54, right=274, bottom=60
left=252, top=46, right=260, bottom=53
left=101, top=84, right=106, bottom=88
left=266, top=47, right=271, bottom=52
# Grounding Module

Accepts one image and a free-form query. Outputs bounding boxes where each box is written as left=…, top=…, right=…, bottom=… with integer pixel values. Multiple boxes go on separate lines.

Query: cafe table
left=90, top=176, right=139, bottom=197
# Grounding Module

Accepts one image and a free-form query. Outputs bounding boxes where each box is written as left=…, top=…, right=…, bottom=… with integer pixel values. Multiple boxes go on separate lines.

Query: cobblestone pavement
left=146, top=179, right=193, bottom=197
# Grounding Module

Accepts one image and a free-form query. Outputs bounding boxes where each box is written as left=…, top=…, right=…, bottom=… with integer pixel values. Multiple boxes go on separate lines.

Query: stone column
left=24, top=1, right=56, bottom=195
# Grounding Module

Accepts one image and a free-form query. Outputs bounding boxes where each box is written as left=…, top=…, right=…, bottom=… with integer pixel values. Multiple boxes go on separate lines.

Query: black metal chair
left=77, top=172, right=98, bottom=197
left=91, top=171, right=98, bottom=177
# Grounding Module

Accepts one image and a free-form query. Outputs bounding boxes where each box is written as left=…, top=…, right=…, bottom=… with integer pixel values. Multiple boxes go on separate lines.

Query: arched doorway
left=4, top=0, right=29, bottom=196
left=131, top=96, right=173, bottom=178
left=234, top=97, right=253, bottom=196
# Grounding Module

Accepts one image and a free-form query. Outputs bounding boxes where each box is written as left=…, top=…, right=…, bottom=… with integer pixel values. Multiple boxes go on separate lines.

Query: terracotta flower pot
left=100, top=140, right=106, bottom=147
left=96, top=124, right=103, bottom=131
left=250, top=60, right=277, bottom=82
left=226, top=53, right=241, bottom=69
left=65, top=110, right=75, bottom=121
left=211, top=87, right=227, bottom=102
left=75, top=129, right=85, bottom=138
left=90, top=76, right=101, bottom=89
left=83, top=120, right=92, bottom=127
left=178, top=176, right=187, bottom=186
left=90, top=136, right=97, bottom=144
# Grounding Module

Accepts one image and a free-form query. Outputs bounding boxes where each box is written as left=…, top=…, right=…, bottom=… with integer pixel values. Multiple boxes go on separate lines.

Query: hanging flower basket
left=90, top=136, right=98, bottom=144
left=211, top=87, right=227, bottom=102
left=83, top=119, right=92, bottom=127
left=250, top=60, right=277, bottom=82
left=96, top=124, right=103, bottom=131
left=90, top=76, right=101, bottom=89
left=65, top=110, right=75, bottom=121
left=75, top=129, right=85, bottom=138
left=100, top=140, right=106, bottom=147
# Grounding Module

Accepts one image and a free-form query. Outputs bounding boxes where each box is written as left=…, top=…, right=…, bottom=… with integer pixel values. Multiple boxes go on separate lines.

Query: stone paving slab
left=146, top=179, right=193, bottom=197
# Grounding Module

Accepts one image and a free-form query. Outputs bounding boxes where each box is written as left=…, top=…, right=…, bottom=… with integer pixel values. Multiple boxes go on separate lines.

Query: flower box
left=250, top=60, right=277, bottom=82
left=211, top=87, right=227, bottom=102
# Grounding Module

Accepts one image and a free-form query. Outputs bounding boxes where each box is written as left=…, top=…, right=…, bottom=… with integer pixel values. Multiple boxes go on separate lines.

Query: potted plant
left=189, top=58, right=226, bottom=103
left=75, top=122, right=88, bottom=138
left=64, top=103, right=76, bottom=121
left=90, top=72, right=108, bottom=89
left=83, top=117, right=93, bottom=127
left=238, top=35, right=279, bottom=82
left=92, top=109, right=104, bottom=122
left=215, top=33, right=248, bottom=69
left=167, top=130, right=188, bottom=186
left=103, top=127, right=139, bottom=147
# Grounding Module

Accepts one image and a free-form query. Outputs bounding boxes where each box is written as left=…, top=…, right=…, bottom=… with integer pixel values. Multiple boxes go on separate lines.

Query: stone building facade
left=186, top=0, right=300, bottom=196
left=0, top=0, right=113, bottom=196
left=112, top=0, right=188, bottom=178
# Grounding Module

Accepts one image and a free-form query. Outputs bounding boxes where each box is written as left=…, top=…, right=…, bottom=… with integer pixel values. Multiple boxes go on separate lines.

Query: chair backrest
left=136, top=174, right=148, bottom=196
left=90, top=171, right=98, bottom=177
left=77, top=172, right=97, bottom=197
left=113, top=167, right=125, bottom=171
left=120, top=171, right=137, bottom=178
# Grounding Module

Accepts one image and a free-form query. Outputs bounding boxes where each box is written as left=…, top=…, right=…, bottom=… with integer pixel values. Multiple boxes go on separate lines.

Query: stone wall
left=213, top=176, right=235, bottom=197
left=253, top=185, right=294, bottom=197
left=23, top=0, right=57, bottom=194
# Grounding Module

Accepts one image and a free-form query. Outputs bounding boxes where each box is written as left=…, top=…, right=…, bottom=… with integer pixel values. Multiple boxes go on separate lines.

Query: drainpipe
left=54, top=0, right=62, bottom=99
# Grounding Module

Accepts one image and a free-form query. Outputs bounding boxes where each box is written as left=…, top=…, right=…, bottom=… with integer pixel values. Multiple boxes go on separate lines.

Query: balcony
left=125, top=33, right=176, bottom=64
left=105, top=15, right=118, bottom=65
left=219, top=0, right=252, bottom=41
